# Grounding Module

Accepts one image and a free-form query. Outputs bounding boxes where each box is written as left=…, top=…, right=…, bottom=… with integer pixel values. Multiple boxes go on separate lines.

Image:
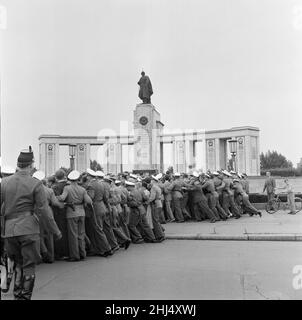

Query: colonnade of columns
left=39, top=127, right=260, bottom=176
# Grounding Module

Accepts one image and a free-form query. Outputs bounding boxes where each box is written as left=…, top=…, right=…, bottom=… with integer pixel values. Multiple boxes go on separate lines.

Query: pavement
left=2, top=240, right=302, bottom=300
left=164, top=210, right=302, bottom=241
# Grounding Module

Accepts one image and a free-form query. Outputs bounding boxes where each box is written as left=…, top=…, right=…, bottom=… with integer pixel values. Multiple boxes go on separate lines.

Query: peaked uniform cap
left=125, top=181, right=135, bottom=186
left=151, top=175, right=158, bottom=182
left=32, top=170, right=45, bottom=181
left=1, top=165, right=15, bottom=175
left=192, top=171, right=199, bottom=178
left=68, top=170, right=80, bottom=180
left=95, top=170, right=105, bottom=177
left=86, top=168, right=97, bottom=177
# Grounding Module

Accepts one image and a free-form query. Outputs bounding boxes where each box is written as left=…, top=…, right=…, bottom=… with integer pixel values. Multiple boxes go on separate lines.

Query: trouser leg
left=118, top=207, right=131, bottom=238
left=151, top=206, right=165, bottom=239
left=157, top=206, right=166, bottom=224
left=242, top=195, right=259, bottom=216
left=92, top=215, right=112, bottom=254
left=193, top=203, right=203, bottom=221
left=128, top=209, right=144, bottom=243
left=229, top=195, right=241, bottom=217
left=222, top=193, right=232, bottom=216
left=207, top=194, right=220, bottom=220
left=78, top=217, right=86, bottom=259
left=67, top=217, right=80, bottom=260
left=10, top=234, right=40, bottom=300
left=101, top=212, right=119, bottom=249
left=267, top=192, right=275, bottom=210
left=173, top=198, right=184, bottom=222
left=198, top=200, right=216, bottom=220
left=288, top=193, right=296, bottom=213
left=44, top=233, right=54, bottom=262
left=215, top=197, right=228, bottom=220
left=139, top=212, right=156, bottom=241
left=165, top=200, right=175, bottom=220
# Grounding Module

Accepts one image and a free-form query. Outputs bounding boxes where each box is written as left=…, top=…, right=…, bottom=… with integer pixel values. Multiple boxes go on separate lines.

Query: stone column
left=256, top=136, right=260, bottom=175
left=206, top=139, right=216, bottom=171
left=45, top=143, right=57, bottom=176
left=215, top=138, right=220, bottom=171
left=39, top=142, right=46, bottom=173
left=76, top=143, right=88, bottom=173
left=236, top=137, right=246, bottom=174
left=116, top=143, right=122, bottom=174
left=244, top=135, right=251, bottom=176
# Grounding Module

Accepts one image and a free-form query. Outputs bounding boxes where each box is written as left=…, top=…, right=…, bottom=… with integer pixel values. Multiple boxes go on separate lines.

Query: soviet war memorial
left=1, top=0, right=302, bottom=310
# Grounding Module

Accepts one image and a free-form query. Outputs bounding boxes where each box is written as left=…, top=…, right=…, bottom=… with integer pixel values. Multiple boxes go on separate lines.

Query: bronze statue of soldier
left=138, top=71, right=153, bottom=104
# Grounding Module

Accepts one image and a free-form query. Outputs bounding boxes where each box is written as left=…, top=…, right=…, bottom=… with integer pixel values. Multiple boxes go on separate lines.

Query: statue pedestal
left=133, top=103, right=164, bottom=173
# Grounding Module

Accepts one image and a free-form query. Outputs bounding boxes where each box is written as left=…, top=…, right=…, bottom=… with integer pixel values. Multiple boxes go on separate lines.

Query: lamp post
left=228, top=139, right=238, bottom=171
left=69, top=144, right=76, bottom=170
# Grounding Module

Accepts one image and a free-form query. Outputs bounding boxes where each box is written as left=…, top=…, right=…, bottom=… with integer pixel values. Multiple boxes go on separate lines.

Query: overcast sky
left=1, top=0, right=302, bottom=168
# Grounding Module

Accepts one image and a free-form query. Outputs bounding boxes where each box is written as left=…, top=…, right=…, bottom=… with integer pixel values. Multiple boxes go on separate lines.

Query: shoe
left=235, top=215, right=241, bottom=219
left=288, top=212, right=296, bottom=215
left=67, top=258, right=80, bottom=262
left=98, top=250, right=113, bottom=257
left=210, top=218, right=216, bottom=223
left=176, top=220, right=185, bottom=223
left=112, top=245, right=120, bottom=252
left=258, top=211, right=262, bottom=217
left=18, top=275, right=35, bottom=300
left=134, top=239, right=144, bottom=244
left=144, top=239, right=155, bottom=243
left=124, top=240, right=131, bottom=250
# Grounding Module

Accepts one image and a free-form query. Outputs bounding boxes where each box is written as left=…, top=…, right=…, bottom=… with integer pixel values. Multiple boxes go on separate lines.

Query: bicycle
left=265, top=193, right=302, bottom=214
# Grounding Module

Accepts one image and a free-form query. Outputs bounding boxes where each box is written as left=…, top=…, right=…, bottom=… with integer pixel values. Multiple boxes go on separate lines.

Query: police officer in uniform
left=57, top=170, right=93, bottom=262
left=147, top=176, right=165, bottom=242
left=32, top=171, right=62, bottom=263
left=1, top=147, right=48, bottom=300
left=85, top=169, right=113, bottom=257
left=1, top=166, right=16, bottom=294
left=188, top=172, right=217, bottom=222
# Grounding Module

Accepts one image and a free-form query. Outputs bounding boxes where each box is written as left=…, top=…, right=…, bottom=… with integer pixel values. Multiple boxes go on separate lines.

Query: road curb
left=166, top=233, right=302, bottom=241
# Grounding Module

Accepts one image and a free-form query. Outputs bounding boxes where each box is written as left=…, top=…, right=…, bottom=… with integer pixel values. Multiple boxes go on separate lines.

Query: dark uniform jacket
left=58, top=183, right=92, bottom=218
left=86, top=179, right=107, bottom=215
left=1, top=171, right=48, bottom=238
left=189, top=182, right=207, bottom=203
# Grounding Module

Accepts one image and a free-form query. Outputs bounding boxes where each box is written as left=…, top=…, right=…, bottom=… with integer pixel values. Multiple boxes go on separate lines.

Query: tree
left=260, top=151, right=293, bottom=169
left=90, top=159, right=103, bottom=171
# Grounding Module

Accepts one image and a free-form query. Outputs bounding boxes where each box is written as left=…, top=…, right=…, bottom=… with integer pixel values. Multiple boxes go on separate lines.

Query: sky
left=1, top=0, right=302, bottom=168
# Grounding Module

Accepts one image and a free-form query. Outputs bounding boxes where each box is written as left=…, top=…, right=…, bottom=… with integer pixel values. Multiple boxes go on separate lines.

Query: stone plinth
left=133, top=103, right=164, bottom=171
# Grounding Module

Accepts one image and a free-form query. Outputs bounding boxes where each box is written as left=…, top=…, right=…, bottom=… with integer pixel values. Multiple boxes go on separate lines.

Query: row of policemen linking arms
left=0, top=147, right=261, bottom=300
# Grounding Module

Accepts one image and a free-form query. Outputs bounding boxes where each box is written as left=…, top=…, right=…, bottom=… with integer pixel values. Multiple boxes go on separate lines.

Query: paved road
left=2, top=240, right=302, bottom=300
left=165, top=210, right=302, bottom=237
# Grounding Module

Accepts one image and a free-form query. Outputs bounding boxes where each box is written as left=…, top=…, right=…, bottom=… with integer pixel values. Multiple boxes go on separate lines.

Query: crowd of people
left=0, top=147, right=261, bottom=300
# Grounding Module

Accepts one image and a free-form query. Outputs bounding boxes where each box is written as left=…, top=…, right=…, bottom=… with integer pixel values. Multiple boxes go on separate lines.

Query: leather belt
left=5, top=211, right=33, bottom=221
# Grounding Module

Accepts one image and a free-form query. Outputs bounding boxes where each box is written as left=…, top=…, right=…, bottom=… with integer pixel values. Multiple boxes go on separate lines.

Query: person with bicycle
left=276, top=178, right=296, bottom=215
left=263, top=171, right=276, bottom=210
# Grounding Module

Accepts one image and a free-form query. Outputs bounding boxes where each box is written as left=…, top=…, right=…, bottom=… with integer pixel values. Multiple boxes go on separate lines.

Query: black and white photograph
left=1, top=0, right=302, bottom=307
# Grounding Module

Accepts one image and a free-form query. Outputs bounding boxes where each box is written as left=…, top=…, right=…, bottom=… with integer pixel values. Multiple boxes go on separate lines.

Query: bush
left=260, top=167, right=302, bottom=177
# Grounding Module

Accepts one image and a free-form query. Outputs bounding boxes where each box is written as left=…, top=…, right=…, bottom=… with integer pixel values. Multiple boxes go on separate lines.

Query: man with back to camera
left=1, top=147, right=49, bottom=300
